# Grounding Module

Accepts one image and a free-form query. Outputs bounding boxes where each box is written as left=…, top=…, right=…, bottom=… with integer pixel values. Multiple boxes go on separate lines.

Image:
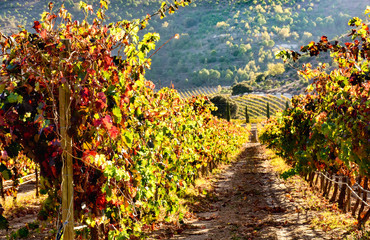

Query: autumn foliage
left=260, top=9, right=370, bottom=183
left=0, top=1, right=248, bottom=238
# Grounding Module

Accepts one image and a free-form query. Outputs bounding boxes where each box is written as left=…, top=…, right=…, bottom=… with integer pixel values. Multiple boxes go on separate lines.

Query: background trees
left=231, top=82, right=253, bottom=96
left=209, top=95, right=238, bottom=120
left=0, top=0, right=367, bottom=90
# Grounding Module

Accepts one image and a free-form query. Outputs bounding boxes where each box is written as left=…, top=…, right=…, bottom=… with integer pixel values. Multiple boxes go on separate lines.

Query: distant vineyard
left=177, top=86, right=221, bottom=98
left=177, top=87, right=290, bottom=119
left=233, top=94, right=289, bottom=119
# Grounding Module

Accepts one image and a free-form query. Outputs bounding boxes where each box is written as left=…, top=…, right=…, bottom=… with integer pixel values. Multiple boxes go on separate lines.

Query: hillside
left=0, top=0, right=368, bottom=92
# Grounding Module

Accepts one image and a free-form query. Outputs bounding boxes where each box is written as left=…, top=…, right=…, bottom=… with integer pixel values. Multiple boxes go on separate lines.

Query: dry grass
left=1, top=190, right=46, bottom=219
left=265, top=148, right=291, bottom=174
left=263, top=148, right=363, bottom=239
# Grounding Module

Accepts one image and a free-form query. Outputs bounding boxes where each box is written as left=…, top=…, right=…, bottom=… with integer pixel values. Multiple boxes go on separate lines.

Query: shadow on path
left=159, top=143, right=335, bottom=240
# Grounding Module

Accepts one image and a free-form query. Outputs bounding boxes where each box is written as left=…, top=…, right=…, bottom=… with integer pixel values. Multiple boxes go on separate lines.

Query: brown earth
left=0, top=181, right=51, bottom=240
left=148, top=143, right=357, bottom=240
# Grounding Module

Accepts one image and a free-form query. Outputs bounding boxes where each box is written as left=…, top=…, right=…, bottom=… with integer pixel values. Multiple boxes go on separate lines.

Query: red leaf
left=95, top=92, right=107, bottom=110
left=102, top=115, right=113, bottom=130
left=48, top=2, right=54, bottom=11
left=320, top=36, right=328, bottom=43
left=108, top=126, right=119, bottom=139
left=93, top=118, right=102, bottom=127
left=96, top=194, right=106, bottom=210
left=83, top=150, right=97, bottom=162
left=112, top=70, right=119, bottom=84
left=33, top=21, right=42, bottom=33
left=40, top=29, right=47, bottom=40
left=103, top=56, right=113, bottom=70
left=51, top=165, right=57, bottom=178
left=86, top=68, right=96, bottom=75
left=80, top=87, right=90, bottom=105
left=47, top=14, right=57, bottom=22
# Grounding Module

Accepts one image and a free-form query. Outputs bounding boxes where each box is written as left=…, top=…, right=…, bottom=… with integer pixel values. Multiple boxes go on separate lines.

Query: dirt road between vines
left=150, top=143, right=351, bottom=240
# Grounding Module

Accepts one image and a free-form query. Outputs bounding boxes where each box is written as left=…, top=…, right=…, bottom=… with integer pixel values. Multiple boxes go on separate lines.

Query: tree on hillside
left=245, top=105, right=250, bottom=123
left=267, top=63, right=285, bottom=76
left=256, top=73, right=267, bottom=83
left=210, top=95, right=238, bottom=120
left=231, top=82, right=253, bottom=95
left=226, top=102, right=231, bottom=122
left=285, top=101, right=289, bottom=111
left=266, top=102, right=270, bottom=119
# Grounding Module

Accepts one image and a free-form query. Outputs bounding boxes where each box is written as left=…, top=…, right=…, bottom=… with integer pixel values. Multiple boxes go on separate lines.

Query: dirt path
left=0, top=181, right=49, bottom=239
left=152, top=143, right=345, bottom=240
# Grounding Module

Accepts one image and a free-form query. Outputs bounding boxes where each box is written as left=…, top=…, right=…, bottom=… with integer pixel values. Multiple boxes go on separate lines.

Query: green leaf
left=124, top=131, right=133, bottom=148
left=112, top=107, right=122, bottom=123
left=7, top=93, right=23, bottom=104
left=336, top=99, right=345, bottom=105
left=1, top=169, right=12, bottom=180
left=0, top=84, right=5, bottom=93
left=366, top=100, right=370, bottom=108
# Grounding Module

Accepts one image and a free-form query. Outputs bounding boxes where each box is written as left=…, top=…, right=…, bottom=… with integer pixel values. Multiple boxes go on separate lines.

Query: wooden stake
left=330, top=176, right=339, bottom=203
left=352, top=177, right=362, bottom=217
left=320, top=174, right=325, bottom=193
left=308, top=172, right=314, bottom=187
left=35, top=164, right=39, bottom=198
left=358, top=208, right=370, bottom=228
left=59, top=39, right=74, bottom=240
left=0, top=177, right=4, bottom=201
left=338, top=177, right=347, bottom=211
left=345, top=177, right=351, bottom=212
left=358, top=177, right=368, bottom=221
left=314, top=172, right=320, bottom=190
left=323, top=174, right=332, bottom=198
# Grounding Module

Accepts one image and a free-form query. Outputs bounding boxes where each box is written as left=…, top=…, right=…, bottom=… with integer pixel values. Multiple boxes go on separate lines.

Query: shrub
left=185, top=17, right=197, bottom=28
left=210, top=95, right=238, bottom=119
left=231, top=82, right=253, bottom=95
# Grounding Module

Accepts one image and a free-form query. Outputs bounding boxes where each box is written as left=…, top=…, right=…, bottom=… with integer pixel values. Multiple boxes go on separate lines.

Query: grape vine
left=260, top=8, right=370, bottom=189
left=0, top=1, right=249, bottom=239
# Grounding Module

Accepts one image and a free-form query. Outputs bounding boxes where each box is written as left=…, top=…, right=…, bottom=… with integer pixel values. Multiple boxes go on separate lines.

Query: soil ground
left=0, top=181, right=50, bottom=239
left=148, top=143, right=358, bottom=240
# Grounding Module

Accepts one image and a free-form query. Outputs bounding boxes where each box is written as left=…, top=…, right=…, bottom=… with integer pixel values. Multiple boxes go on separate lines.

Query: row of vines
left=259, top=8, right=370, bottom=226
left=0, top=1, right=249, bottom=239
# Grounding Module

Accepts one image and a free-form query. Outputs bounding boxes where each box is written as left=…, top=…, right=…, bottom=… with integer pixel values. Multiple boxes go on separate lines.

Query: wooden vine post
left=0, top=177, right=4, bottom=201
left=35, top=164, right=39, bottom=198
left=314, top=173, right=320, bottom=191
left=358, top=177, right=368, bottom=221
left=320, top=173, right=325, bottom=193
left=330, top=176, right=339, bottom=202
left=59, top=39, right=74, bottom=239
left=345, top=177, right=351, bottom=212
left=352, top=177, right=362, bottom=217
left=338, top=177, right=347, bottom=211
left=308, top=172, right=314, bottom=187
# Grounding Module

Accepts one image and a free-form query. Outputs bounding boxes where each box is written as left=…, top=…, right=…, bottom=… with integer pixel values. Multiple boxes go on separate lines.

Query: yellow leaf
left=365, top=6, right=370, bottom=15
left=100, top=0, right=108, bottom=10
